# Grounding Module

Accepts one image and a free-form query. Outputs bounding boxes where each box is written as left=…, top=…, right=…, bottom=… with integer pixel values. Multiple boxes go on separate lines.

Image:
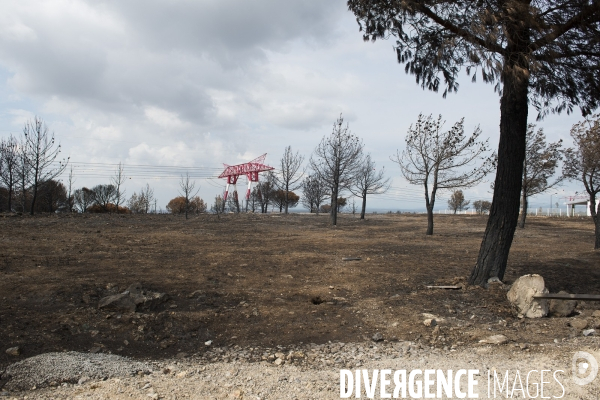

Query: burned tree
left=448, top=190, right=470, bottom=214
left=301, top=174, right=329, bottom=214
left=111, top=162, right=127, bottom=211
left=563, top=114, right=600, bottom=249
left=310, top=115, right=363, bottom=225
left=275, top=146, right=305, bottom=214
left=347, top=0, right=600, bottom=285
left=22, top=117, right=68, bottom=214
left=179, top=173, right=199, bottom=219
left=0, top=135, right=19, bottom=212
left=519, top=125, right=564, bottom=228
left=392, top=114, right=494, bottom=235
left=350, top=154, right=390, bottom=219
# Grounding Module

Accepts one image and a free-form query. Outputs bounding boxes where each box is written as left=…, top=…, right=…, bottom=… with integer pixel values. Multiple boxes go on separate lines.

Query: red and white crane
left=217, top=154, right=274, bottom=204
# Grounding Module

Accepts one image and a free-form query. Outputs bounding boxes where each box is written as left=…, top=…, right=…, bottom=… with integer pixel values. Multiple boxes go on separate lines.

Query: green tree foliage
left=347, top=0, right=600, bottom=285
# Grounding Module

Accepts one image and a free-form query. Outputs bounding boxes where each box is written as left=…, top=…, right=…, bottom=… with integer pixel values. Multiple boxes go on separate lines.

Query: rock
left=423, top=319, right=437, bottom=327
left=5, top=346, right=21, bottom=356
left=128, top=283, right=169, bottom=311
left=487, top=277, right=502, bottom=284
left=274, top=358, right=283, bottom=366
left=98, top=284, right=168, bottom=313
left=204, top=340, right=212, bottom=346
left=479, top=335, right=508, bottom=345
left=506, top=274, right=549, bottom=318
left=98, top=293, right=136, bottom=313
left=592, top=310, right=600, bottom=318
left=582, top=329, right=596, bottom=337
left=78, top=376, right=90, bottom=385
left=570, top=319, right=588, bottom=330
left=549, top=291, right=577, bottom=317
left=372, top=332, right=384, bottom=342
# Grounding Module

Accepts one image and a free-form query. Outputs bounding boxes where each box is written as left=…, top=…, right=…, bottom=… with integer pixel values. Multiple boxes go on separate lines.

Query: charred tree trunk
left=426, top=205, right=434, bottom=235
left=330, top=186, right=338, bottom=226
left=591, top=194, right=599, bottom=250
left=595, top=215, right=600, bottom=250
left=360, top=192, right=367, bottom=220
left=469, top=56, right=530, bottom=286
left=518, top=191, right=528, bottom=228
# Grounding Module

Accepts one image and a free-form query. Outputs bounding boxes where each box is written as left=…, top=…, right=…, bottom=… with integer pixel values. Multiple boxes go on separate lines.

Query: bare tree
left=256, top=171, right=277, bottom=214
left=350, top=154, right=390, bottom=219
left=91, top=184, right=116, bottom=211
left=275, top=146, right=305, bottom=214
left=17, top=138, right=31, bottom=212
left=74, top=187, right=95, bottom=213
left=392, top=114, right=495, bottom=235
left=473, top=200, right=492, bottom=215
left=301, top=174, right=328, bottom=214
left=0, top=135, right=20, bottom=212
left=448, top=190, right=470, bottom=214
left=111, top=162, right=127, bottom=212
left=66, top=165, right=75, bottom=212
left=248, top=187, right=261, bottom=213
left=141, top=184, right=154, bottom=214
left=179, top=173, right=199, bottom=219
left=310, top=115, right=363, bottom=225
left=211, top=194, right=225, bottom=217
left=519, top=125, right=564, bottom=228
left=563, top=114, right=600, bottom=249
left=22, top=117, right=68, bottom=214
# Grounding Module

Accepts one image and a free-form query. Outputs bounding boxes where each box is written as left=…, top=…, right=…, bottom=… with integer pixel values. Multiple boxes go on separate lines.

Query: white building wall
left=587, top=199, right=600, bottom=216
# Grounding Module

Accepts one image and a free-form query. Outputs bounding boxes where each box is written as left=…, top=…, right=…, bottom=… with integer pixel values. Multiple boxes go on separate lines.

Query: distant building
left=565, top=194, right=600, bottom=217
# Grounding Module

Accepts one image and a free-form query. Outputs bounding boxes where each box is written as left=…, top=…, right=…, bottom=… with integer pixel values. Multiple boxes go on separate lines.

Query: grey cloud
left=0, top=1, right=345, bottom=130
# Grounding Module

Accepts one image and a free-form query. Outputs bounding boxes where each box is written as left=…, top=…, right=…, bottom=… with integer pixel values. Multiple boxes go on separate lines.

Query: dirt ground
left=1, top=212, right=599, bottom=373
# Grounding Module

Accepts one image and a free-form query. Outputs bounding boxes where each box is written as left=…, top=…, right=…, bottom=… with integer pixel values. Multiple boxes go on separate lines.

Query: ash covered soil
left=0, top=212, right=599, bottom=398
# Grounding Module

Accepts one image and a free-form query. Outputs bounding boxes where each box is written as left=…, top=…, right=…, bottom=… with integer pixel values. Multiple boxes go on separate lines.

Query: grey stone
left=372, top=332, right=384, bottom=342
left=582, top=329, right=596, bottom=337
left=592, top=310, right=600, bottom=318
left=570, top=319, right=588, bottom=330
left=5, top=346, right=21, bottom=356
left=98, top=284, right=168, bottom=313
left=507, top=274, right=549, bottom=318
left=479, top=335, right=508, bottom=345
left=549, top=291, right=577, bottom=317
left=98, top=293, right=136, bottom=313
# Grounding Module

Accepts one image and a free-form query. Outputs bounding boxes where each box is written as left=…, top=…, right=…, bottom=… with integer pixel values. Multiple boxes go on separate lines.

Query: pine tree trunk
left=469, top=59, right=529, bottom=286
left=595, top=216, right=600, bottom=250
left=360, top=193, right=367, bottom=219
left=591, top=196, right=599, bottom=250
left=426, top=205, right=434, bottom=235
left=330, top=186, right=338, bottom=226
left=518, top=193, right=528, bottom=228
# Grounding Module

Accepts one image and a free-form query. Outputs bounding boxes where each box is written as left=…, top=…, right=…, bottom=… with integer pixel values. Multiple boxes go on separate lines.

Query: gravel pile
left=2, top=351, right=150, bottom=391
left=0, top=339, right=598, bottom=399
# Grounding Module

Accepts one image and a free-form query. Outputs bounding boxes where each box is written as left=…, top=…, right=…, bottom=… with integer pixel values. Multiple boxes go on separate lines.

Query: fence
left=428, top=208, right=589, bottom=217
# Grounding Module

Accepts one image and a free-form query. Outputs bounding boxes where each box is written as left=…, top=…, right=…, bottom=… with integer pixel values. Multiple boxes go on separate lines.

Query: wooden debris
left=342, top=257, right=362, bottom=261
left=426, top=285, right=462, bottom=290
left=533, top=293, right=600, bottom=301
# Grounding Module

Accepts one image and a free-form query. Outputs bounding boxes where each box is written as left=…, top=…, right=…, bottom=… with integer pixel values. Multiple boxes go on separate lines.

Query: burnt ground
left=1, top=212, right=599, bottom=370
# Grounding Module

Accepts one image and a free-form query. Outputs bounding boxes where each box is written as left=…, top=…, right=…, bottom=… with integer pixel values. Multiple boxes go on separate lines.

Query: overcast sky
left=0, top=1, right=587, bottom=212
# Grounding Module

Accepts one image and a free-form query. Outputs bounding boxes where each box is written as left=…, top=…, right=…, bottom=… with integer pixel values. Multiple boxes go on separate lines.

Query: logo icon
left=572, top=351, right=598, bottom=386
